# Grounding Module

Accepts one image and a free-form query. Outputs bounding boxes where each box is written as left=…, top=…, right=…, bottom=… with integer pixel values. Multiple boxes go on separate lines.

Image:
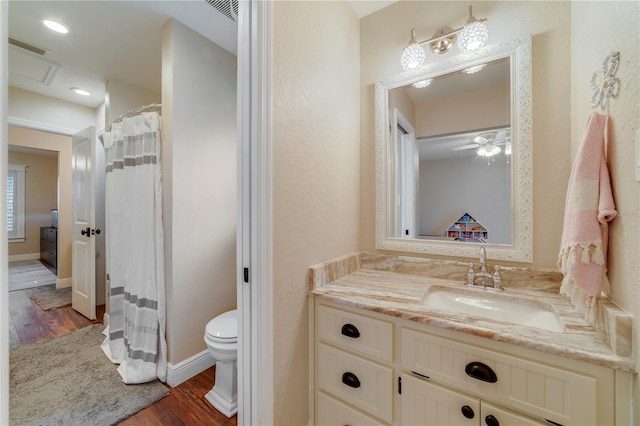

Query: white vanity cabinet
left=315, top=304, right=395, bottom=424
left=312, top=300, right=628, bottom=426
left=401, top=374, right=546, bottom=425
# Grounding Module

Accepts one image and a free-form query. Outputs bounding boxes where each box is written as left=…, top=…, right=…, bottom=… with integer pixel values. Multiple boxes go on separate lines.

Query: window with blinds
left=7, top=174, right=14, bottom=232
left=7, top=164, right=26, bottom=242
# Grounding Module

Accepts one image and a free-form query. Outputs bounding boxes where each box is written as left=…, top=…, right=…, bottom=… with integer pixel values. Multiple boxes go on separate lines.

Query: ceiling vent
left=8, top=37, right=49, bottom=57
left=205, top=0, right=238, bottom=22
left=9, top=45, right=60, bottom=86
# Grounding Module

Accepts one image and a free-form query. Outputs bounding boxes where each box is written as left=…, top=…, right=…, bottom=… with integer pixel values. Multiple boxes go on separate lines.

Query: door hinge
left=243, top=267, right=249, bottom=283
left=398, top=376, right=402, bottom=394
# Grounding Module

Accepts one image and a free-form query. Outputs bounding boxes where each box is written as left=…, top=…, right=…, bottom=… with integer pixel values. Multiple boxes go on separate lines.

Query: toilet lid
left=206, top=309, right=238, bottom=341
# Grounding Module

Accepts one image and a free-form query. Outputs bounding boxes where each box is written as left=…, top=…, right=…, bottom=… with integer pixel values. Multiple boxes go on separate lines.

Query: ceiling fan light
left=505, top=142, right=512, bottom=156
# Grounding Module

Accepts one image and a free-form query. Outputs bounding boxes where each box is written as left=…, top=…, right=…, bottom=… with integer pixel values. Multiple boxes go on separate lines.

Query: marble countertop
left=310, top=267, right=635, bottom=372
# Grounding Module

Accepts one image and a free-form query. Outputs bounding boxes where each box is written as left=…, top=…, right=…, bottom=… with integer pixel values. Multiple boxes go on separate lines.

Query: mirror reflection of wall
left=387, top=57, right=512, bottom=244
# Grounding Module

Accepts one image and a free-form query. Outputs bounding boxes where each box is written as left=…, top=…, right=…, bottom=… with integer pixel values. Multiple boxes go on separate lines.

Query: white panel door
left=72, top=126, right=96, bottom=320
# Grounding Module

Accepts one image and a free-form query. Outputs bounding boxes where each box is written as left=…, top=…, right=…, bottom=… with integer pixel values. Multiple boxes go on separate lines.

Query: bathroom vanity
left=308, top=253, right=635, bottom=426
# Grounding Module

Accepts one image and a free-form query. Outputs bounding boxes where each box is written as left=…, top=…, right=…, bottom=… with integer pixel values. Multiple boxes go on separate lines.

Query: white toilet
left=204, top=309, right=238, bottom=418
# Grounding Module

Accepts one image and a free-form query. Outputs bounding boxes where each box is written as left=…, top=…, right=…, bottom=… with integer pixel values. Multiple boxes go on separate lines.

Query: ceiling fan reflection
left=452, top=130, right=511, bottom=157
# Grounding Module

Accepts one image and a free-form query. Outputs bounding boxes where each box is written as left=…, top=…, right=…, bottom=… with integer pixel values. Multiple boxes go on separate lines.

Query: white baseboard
left=56, top=278, right=72, bottom=289
left=8, top=253, right=40, bottom=262
left=166, top=349, right=215, bottom=388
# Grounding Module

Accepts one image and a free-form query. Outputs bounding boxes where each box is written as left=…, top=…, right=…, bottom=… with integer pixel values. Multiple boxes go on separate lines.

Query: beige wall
left=161, top=19, right=237, bottom=365
left=105, top=80, right=160, bottom=130
left=570, top=1, right=640, bottom=421
left=8, top=87, right=95, bottom=133
left=360, top=1, right=572, bottom=268
left=7, top=149, right=57, bottom=257
left=416, top=84, right=510, bottom=138
left=273, top=1, right=360, bottom=423
left=8, top=127, right=72, bottom=279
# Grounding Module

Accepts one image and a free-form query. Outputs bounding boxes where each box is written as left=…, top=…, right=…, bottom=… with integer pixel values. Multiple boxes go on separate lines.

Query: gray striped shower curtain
left=101, top=111, right=167, bottom=384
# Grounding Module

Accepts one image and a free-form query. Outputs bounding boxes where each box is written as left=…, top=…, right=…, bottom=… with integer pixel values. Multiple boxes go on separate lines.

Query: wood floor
left=9, top=285, right=237, bottom=426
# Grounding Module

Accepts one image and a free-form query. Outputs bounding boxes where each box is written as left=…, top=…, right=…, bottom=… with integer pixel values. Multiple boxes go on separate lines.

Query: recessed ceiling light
left=71, top=87, right=91, bottom=96
left=43, top=19, right=69, bottom=34
left=462, top=64, right=487, bottom=74
left=412, top=79, right=433, bottom=88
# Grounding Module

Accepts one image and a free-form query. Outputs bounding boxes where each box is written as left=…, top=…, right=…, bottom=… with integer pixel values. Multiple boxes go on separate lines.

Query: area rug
left=9, top=260, right=57, bottom=292
left=10, top=325, right=169, bottom=425
left=30, top=287, right=72, bottom=310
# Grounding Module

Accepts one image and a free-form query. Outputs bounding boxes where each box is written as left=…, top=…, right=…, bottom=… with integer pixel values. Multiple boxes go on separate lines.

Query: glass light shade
left=458, top=20, right=488, bottom=53
left=477, top=143, right=501, bottom=157
left=401, top=43, right=426, bottom=71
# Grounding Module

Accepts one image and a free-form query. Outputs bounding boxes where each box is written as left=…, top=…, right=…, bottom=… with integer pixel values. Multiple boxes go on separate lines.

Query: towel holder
left=590, top=51, right=620, bottom=113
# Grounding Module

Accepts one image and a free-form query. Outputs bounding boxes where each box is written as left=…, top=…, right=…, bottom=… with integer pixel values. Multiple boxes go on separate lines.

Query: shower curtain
left=101, top=111, right=167, bottom=384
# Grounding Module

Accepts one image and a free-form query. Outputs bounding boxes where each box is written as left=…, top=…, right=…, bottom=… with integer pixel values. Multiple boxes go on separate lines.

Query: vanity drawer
left=317, top=303, right=393, bottom=362
left=317, top=342, right=393, bottom=423
left=317, top=391, right=387, bottom=426
left=401, top=328, right=597, bottom=426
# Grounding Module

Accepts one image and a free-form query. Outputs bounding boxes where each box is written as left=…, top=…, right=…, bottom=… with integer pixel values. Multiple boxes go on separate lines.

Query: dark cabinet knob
left=465, top=361, right=498, bottom=383
left=485, top=414, right=500, bottom=426
left=460, top=405, right=475, bottom=419
left=341, top=372, right=361, bottom=389
left=341, top=323, right=360, bottom=338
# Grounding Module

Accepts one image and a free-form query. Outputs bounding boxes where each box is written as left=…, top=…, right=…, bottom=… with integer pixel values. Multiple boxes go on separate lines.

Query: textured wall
left=273, top=1, right=360, bottom=423
left=570, top=1, right=640, bottom=421
left=360, top=1, right=571, bottom=268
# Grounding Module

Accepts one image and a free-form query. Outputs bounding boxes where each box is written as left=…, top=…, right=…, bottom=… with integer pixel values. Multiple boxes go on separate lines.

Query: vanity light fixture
left=412, top=78, right=433, bottom=88
left=400, top=5, right=488, bottom=71
left=462, top=63, right=487, bottom=74
left=71, top=87, right=91, bottom=96
left=43, top=19, right=69, bottom=34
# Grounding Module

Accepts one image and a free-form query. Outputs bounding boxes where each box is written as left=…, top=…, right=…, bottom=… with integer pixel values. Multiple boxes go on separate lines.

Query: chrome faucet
left=455, top=246, right=516, bottom=290
left=474, top=246, right=493, bottom=286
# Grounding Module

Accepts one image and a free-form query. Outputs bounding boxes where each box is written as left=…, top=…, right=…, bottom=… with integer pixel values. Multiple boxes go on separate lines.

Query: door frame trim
left=1, top=2, right=9, bottom=423
left=237, top=0, right=273, bottom=424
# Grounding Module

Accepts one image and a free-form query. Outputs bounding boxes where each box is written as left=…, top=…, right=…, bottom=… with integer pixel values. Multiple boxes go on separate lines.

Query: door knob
left=81, top=227, right=91, bottom=236
left=91, top=228, right=101, bottom=235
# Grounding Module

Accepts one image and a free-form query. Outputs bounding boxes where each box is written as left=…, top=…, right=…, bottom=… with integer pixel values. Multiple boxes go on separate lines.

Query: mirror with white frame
left=375, top=39, right=533, bottom=262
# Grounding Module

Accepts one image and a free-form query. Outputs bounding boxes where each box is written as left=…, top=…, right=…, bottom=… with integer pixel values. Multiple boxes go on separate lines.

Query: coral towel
left=558, top=112, right=616, bottom=321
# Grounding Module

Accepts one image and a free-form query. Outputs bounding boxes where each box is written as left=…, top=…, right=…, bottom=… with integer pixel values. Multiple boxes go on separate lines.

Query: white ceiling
left=7, top=1, right=238, bottom=109
left=6, top=1, right=394, bottom=111
left=347, top=0, right=398, bottom=18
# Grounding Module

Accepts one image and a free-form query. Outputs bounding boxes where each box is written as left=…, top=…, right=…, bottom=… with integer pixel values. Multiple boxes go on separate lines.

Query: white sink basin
left=421, top=287, right=564, bottom=332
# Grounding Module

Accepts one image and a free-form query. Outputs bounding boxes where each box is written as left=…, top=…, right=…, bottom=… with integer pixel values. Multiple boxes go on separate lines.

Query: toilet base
left=205, top=388, right=238, bottom=418
left=204, top=360, right=238, bottom=418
